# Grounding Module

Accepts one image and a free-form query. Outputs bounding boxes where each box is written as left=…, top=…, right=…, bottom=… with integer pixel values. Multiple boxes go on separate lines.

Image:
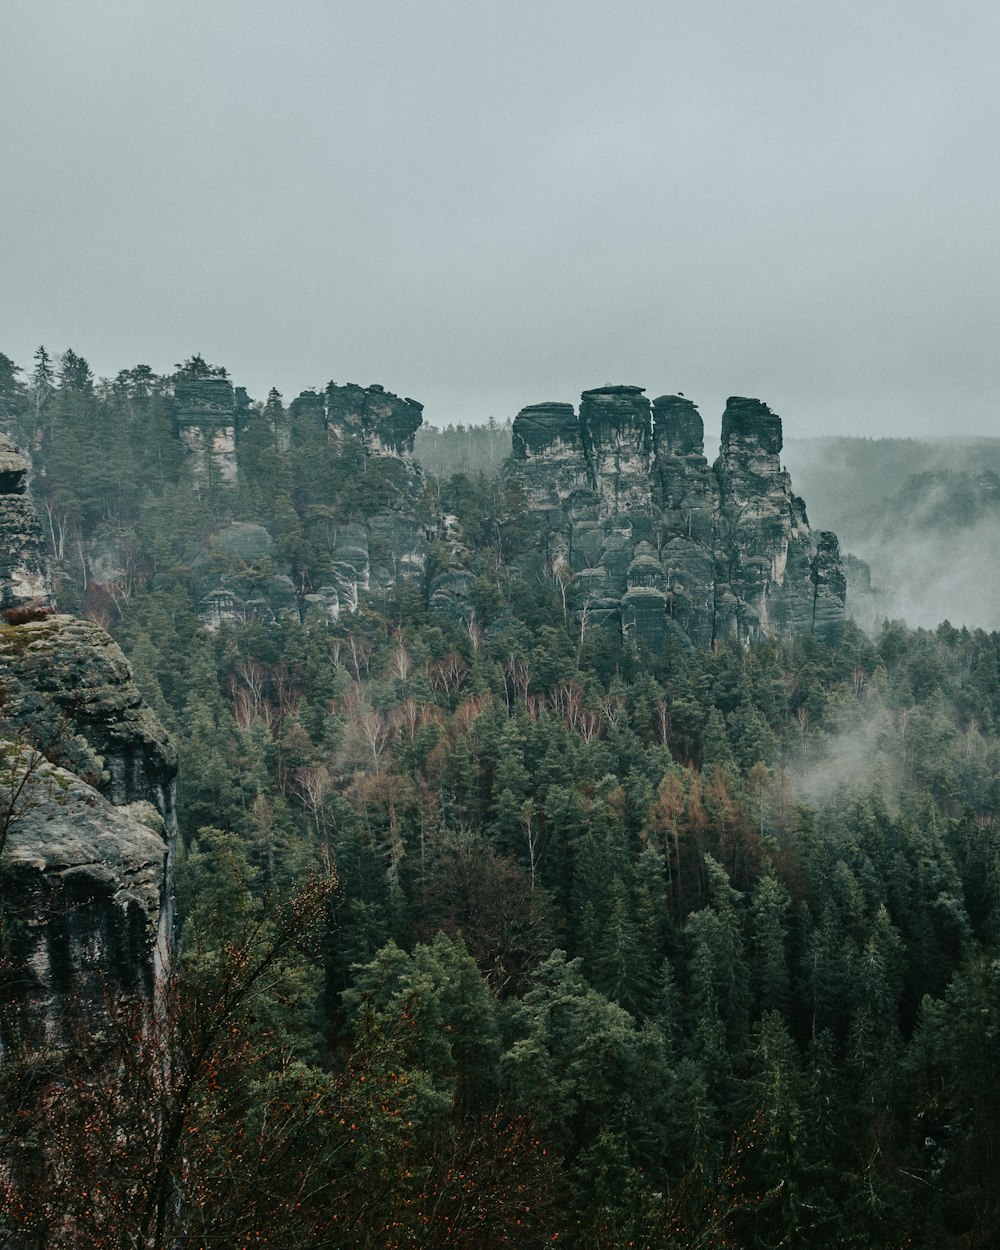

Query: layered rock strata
left=0, top=441, right=176, bottom=1039
left=323, top=384, right=429, bottom=606
left=190, top=382, right=431, bottom=627
left=175, top=376, right=238, bottom=484
left=506, top=388, right=847, bottom=649
left=0, top=436, right=56, bottom=615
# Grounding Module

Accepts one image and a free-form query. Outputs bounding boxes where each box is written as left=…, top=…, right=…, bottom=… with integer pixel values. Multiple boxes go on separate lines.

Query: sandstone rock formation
left=506, top=388, right=848, bottom=649
left=163, top=367, right=846, bottom=648
left=186, top=382, right=432, bottom=627
left=325, top=382, right=424, bottom=461
left=0, top=435, right=56, bottom=615
left=193, top=521, right=298, bottom=629
left=320, top=384, right=430, bottom=606
left=1, top=441, right=175, bottom=1039
left=175, top=374, right=238, bottom=484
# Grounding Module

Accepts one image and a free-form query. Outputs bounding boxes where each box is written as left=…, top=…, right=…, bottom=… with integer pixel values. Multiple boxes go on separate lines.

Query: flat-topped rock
left=652, top=395, right=704, bottom=457
left=721, top=396, right=783, bottom=459
left=174, top=376, right=236, bottom=423
left=511, top=402, right=580, bottom=458
left=579, top=386, right=651, bottom=448
left=326, top=382, right=424, bottom=458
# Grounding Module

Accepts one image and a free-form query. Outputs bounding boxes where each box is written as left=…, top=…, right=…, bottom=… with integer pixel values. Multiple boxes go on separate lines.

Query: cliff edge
left=0, top=435, right=176, bottom=1039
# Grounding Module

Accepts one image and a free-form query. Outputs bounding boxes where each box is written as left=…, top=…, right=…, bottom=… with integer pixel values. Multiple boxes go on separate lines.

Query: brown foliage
left=1, top=603, right=53, bottom=626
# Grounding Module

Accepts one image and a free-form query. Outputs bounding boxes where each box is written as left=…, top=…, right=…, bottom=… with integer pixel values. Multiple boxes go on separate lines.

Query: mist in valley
left=416, top=421, right=1000, bottom=635
left=783, top=437, right=1000, bottom=633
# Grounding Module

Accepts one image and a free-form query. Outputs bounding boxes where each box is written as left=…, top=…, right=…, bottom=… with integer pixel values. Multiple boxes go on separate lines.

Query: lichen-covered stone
left=0, top=615, right=176, bottom=813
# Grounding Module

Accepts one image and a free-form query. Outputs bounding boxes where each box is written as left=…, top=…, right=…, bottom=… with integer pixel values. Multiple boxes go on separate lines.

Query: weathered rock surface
left=1, top=444, right=175, bottom=1038
left=175, top=375, right=238, bottom=484
left=715, top=397, right=816, bottom=640
left=323, top=383, right=430, bottom=603
left=326, top=382, right=424, bottom=460
left=192, top=521, right=297, bottom=629
left=1, top=615, right=177, bottom=810
left=0, top=436, right=56, bottom=615
left=2, top=756, right=172, bottom=1034
left=506, top=388, right=848, bottom=648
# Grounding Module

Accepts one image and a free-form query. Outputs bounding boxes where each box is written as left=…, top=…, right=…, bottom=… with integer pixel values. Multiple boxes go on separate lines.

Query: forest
left=2, top=347, right=1000, bottom=1249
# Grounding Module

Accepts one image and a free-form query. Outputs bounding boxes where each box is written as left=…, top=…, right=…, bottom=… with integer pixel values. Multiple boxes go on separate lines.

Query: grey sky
left=2, top=1, right=998, bottom=435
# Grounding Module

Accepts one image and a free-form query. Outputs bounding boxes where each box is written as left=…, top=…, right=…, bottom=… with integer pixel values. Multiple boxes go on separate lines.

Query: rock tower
left=507, top=389, right=847, bottom=649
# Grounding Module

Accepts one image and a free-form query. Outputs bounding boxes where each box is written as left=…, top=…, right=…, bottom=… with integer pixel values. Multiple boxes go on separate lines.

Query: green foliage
left=8, top=344, right=1000, bottom=1245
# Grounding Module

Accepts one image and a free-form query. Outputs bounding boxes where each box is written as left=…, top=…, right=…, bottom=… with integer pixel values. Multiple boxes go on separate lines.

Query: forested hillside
left=3, top=349, right=1000, bottom=1248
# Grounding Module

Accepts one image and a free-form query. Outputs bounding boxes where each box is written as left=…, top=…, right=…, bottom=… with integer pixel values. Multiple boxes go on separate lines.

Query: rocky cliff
left=506, top=388, right=847, bottom=649
left=175, top=375, right=238, bottom=484
left=325, top=381, right=424, bottom=461
left=0, top=437, right=175, bottom=1040
left=152, top=367, right=848, bottom=648
left=0, top=436, right=55, bottom=616
left=190, top=382, right=432, bottom=628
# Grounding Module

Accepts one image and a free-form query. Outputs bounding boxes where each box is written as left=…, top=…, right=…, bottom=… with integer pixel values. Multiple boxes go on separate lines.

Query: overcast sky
left=2, top=1, right=998, bottom=435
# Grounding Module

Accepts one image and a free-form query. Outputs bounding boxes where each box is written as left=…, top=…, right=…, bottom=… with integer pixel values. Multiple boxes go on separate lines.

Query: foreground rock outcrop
left=1, top=438, right=175, bottom=1039
left=507, top=388, right=847, bottom=648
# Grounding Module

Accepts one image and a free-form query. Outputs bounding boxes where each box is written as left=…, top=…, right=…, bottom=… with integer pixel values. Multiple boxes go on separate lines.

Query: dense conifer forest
left=3, top=348, right=1000, bottom=1248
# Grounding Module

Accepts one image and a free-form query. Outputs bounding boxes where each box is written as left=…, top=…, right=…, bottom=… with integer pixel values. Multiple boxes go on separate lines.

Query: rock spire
left=506, top=388, right=848, bottom=649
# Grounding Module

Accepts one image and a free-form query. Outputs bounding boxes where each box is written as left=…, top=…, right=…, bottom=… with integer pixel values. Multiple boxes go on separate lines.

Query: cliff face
left=0, top=436, right=56, bottom=615
left=325, top=382, right=424, bottom=461
left=0, top=438, right=175, bottom=1039
left=506, top=388, right=847, bottom=649
left=175, top=375, right=238, bottom=484
left=188, top=382, right=431, bottom=628
left=324, top=384, right=429, bottom=607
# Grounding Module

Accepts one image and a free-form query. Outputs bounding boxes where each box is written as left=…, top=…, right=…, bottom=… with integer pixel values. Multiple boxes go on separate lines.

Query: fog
left=2, top=2, right=999, bottom=435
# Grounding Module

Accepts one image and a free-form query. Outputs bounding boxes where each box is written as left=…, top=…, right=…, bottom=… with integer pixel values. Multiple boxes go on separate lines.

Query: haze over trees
left=2, top=348, right=1000, bottom=1247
